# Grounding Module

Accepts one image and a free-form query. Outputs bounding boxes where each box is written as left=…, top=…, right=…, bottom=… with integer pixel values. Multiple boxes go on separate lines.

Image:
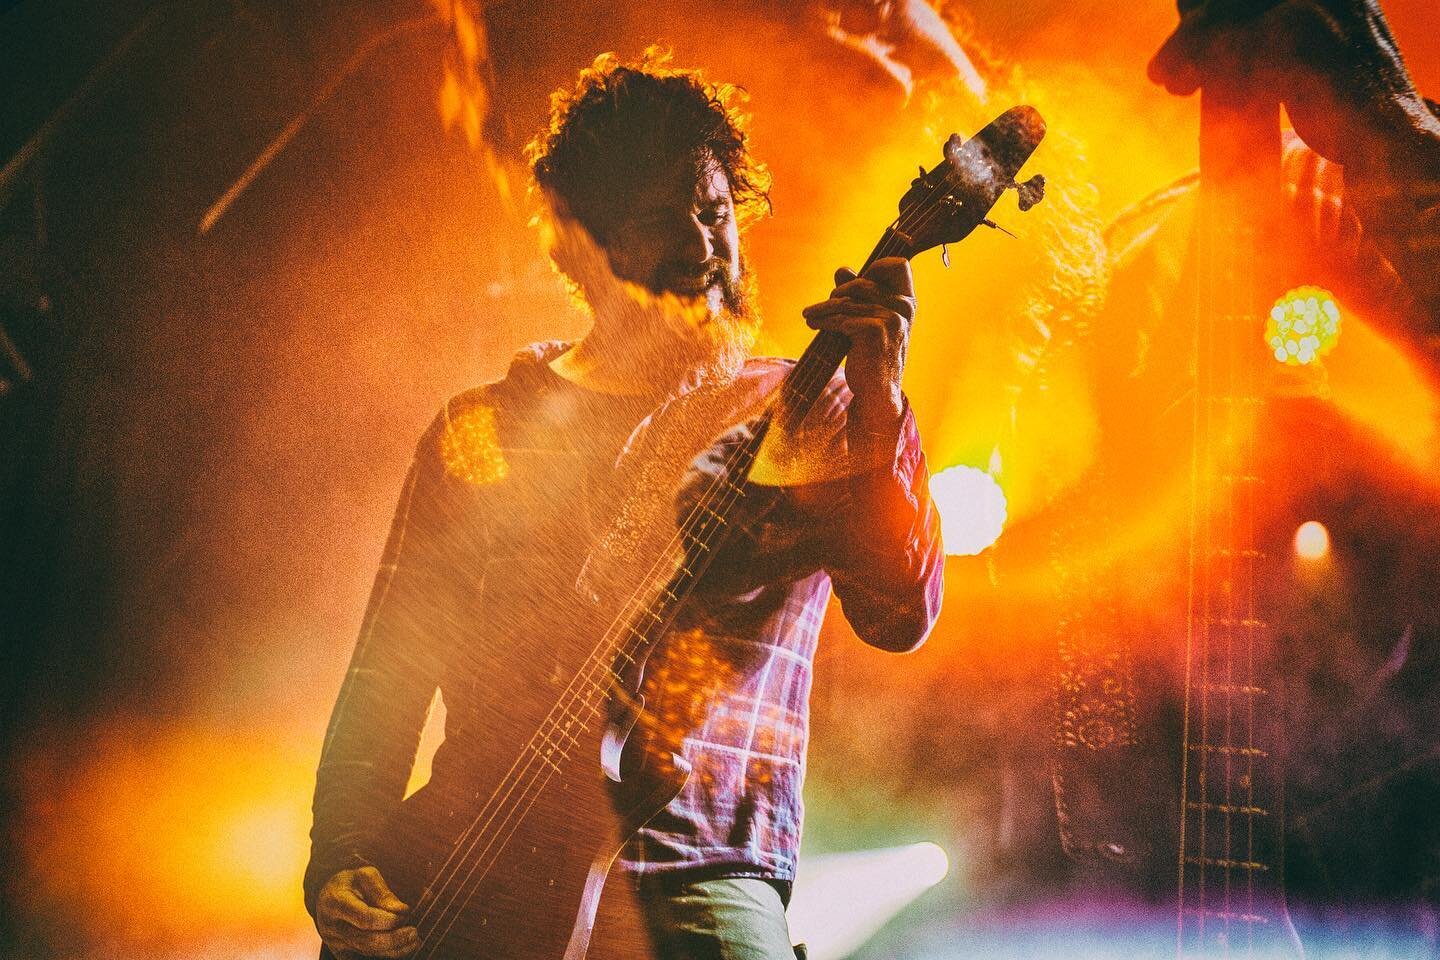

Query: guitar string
left=1235, top=208, right=1254, bottom=955
left=408, top=170, right=967, bottom=953
left=1199, top=165, right=1215, bottom=950
left=1224, top=192, right=1235, bottom=957
left=1182, top=153, right=1218, bottom=956
left=1221, top=181, right=1233, bottom=955
left=1176, top=154, right=1202, bottom=957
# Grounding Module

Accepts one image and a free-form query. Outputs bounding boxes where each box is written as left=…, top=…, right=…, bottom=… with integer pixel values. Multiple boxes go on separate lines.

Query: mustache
left=651, top=258, right=729, bottom=293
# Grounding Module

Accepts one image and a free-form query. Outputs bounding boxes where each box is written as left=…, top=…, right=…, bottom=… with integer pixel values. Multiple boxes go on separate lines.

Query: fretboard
left=1176, top=88, right=1294, bottom=959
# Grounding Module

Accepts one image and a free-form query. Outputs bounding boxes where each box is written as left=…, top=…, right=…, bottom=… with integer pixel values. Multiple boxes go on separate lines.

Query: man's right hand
left=316, top=866, right=419, bottom=959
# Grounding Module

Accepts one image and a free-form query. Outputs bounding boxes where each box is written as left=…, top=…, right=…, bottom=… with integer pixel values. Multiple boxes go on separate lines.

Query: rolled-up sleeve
left=822, top=395, right=945, bottom=652
left=768, top=374, right=944, bottom=652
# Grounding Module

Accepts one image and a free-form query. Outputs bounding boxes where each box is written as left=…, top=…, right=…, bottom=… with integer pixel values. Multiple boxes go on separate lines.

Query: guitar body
left=323, top=672, right=687, bottom=960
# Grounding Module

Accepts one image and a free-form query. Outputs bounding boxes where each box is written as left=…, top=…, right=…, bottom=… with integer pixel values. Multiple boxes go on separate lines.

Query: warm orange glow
left=225, top=802, right=312, bottom=891
left=930, top=465, right=1007, bottom=556
left=440, top=403, right=508, bottom=484
left=1326, top=312, right=1440, bottom=476
left=435, top=0, right=493, bottom=151
left=453, top=1, right=483, bottom=69
left=639, top=630, right=737, bottom=738
left=439, top=64, right=463, bottom=131
left=16, top=724, right=317, bottom=945
left=1294, top=520, right=1330, bottom=560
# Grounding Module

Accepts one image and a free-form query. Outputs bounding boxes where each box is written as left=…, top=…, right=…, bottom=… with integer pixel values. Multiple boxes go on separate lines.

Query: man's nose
left=674, top=212, right=714, bottom=265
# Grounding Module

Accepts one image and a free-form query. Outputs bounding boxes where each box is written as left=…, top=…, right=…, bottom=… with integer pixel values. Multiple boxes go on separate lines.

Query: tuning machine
left=1010, top=173, right=1046, bottom=212
left=975, top=174, right=1043, bottom=244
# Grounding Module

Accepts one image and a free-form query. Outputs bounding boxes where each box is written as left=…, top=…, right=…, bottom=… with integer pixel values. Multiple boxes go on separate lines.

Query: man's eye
left=697, top=205, right=731, bottom=226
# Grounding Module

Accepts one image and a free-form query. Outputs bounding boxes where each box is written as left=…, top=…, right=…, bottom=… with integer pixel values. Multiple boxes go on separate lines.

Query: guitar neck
left=1177, top=87, right=1292, bottom=958
left=648, top=223, right=915, bottom=606
left=769, top=225, right=914, bottom=435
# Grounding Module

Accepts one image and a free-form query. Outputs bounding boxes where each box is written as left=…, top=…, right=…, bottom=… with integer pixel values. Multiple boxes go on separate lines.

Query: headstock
left=885, top=105, right=1047, bottom=264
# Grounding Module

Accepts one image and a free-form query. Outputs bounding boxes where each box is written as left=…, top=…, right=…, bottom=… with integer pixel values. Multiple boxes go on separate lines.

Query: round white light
left=929, top=465, right=1007, bottom=556
left=1294, top=520, right=1330, bottom=560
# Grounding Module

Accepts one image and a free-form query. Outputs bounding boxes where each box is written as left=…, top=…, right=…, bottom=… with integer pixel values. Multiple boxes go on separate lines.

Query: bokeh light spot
left=440, top=404, right=508, bottom=485
left=1266, top=285, right=1341, bottom=366
left=1294, top=520, right=1330, bottom=560
left=930, top=465, right=1007, bottom=556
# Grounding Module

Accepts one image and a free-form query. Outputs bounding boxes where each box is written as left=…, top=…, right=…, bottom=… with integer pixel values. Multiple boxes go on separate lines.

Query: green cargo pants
left=591, top=875, right=802, bottom=960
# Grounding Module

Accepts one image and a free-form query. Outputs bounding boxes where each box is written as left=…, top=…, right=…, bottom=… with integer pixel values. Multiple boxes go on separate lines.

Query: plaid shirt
left=304, top=341, right=943, bottom=914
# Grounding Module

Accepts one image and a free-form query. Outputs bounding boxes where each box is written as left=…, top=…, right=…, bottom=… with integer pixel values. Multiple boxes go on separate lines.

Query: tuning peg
left=981, top=218, right=1019, bottom=239
left=1014, top=174, right=1046, bottom=212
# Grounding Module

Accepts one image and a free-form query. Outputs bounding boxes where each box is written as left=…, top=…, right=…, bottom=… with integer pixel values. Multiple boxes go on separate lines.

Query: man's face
left=601, top=154, right=743, bottom=319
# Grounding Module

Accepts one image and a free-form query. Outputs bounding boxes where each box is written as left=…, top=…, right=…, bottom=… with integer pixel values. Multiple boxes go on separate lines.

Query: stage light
left=1266, top=285, right=1341, bottom=366
left=929, top=465, right=1007, bottom=556
left=788, top=842, right=951, bottom=960
left=1294, top=520, right=1330, bottom=560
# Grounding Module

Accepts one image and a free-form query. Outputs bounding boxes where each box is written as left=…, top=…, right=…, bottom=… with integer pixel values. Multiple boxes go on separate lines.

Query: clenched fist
left=316, top=866, right=419, bottom=959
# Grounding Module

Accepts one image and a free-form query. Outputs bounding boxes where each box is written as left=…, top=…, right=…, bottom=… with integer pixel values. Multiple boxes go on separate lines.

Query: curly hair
left=526, top=48, right=771, bottom=243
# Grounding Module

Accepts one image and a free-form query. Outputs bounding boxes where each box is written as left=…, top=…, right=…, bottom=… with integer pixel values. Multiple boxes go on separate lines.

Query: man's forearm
left=1346, top=99, right=1440, bottom=320
left=829, top=401, right=945, bottom=652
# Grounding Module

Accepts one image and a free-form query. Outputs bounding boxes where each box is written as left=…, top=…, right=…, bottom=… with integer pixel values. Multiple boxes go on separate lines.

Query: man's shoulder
left=436, top=340, right=573, bottom=421
left=413, top=341, right=573, bottom=473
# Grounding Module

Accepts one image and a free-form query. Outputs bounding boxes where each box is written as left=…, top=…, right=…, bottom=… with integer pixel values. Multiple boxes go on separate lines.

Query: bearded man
left=303, top=53, right=944, bottom=960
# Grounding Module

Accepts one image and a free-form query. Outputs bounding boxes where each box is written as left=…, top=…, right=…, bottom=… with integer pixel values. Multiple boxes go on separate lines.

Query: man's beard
left=645, top=255, right=760, bottom=382
left=547, top=214, right=761, bottom=387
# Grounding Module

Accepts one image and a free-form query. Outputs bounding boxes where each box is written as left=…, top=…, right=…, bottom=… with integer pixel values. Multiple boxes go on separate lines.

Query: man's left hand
left=802, top=256, right=916, bottom=444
